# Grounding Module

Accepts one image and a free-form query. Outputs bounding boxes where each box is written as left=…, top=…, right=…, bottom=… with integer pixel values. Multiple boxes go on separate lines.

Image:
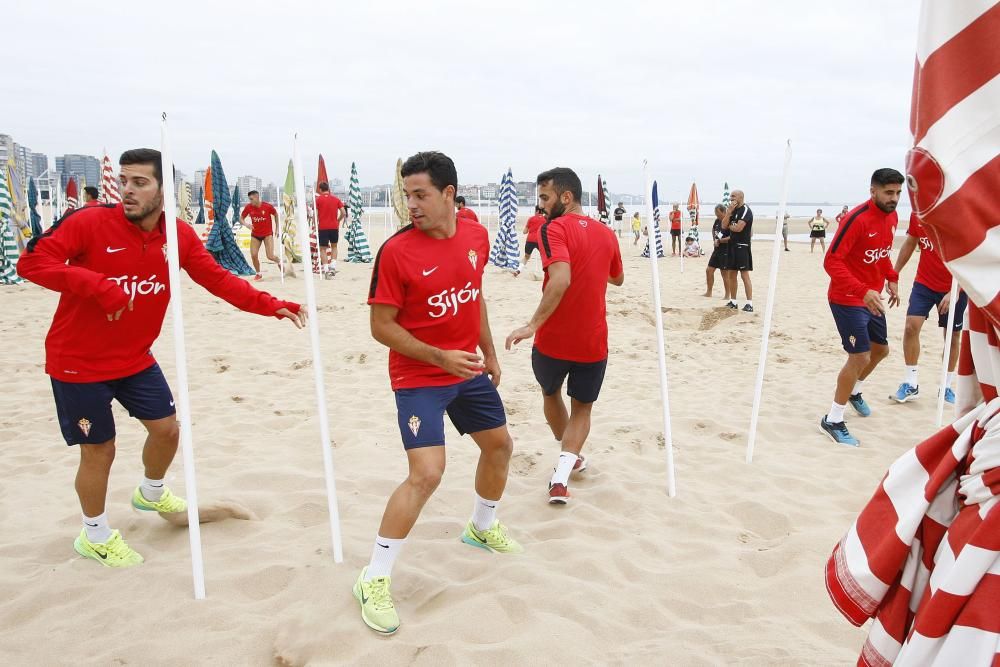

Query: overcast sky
left=5, top=0, right=919, bottom=203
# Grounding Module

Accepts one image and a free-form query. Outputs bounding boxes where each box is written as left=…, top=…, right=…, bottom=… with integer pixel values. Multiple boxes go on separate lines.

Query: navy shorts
left=394, top=374, right=507, bottom=449
left=906, top=281, right=967, bottom=331
left=50, top=363, right=175, bottom=446
left=830, top=304, right=888, bottom=354
left=318, top=229, right=339, bottom=246
left=531, top=347, right=608, bottom=404
left=524, top=241, right=538, bottom=257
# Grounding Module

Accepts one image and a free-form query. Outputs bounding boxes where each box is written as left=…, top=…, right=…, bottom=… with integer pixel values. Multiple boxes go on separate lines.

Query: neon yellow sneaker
left=352, top=567, right=400, bottom=634
left=461, top=519, right=524, bottom=554
left=73, top=529, right=144, bottom=568
left=131, top=486, right=187, bottom=513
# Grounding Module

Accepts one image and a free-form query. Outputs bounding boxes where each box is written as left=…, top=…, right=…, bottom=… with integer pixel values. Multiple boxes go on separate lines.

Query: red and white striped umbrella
left=64, top=178, right=78, bottom=213
left=100, top=154, right=121, bottom=204
left=827, top=4, right=1000, bottom=665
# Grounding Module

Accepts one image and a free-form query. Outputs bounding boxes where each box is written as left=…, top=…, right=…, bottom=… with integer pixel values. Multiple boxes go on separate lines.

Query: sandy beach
left=1, top=216, right=950, bottom=665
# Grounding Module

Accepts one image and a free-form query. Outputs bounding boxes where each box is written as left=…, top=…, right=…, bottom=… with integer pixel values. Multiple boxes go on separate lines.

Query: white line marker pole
left=936, top=276, right=960, bottom=427
left=746, top=140, right=793, bottom=464
left=292, top=134, right=344, bottom=562
left=643, top=161, right=676, bottom=497
left=159, top=113, right=207, bottom=599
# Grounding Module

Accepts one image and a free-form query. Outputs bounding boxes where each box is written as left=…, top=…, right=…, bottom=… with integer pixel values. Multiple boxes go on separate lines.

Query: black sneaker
left=727, top=301, right=738, bottom=309
left=819, top=416, right=860, bottom=446
left=742, top=304, right=754, bottom=312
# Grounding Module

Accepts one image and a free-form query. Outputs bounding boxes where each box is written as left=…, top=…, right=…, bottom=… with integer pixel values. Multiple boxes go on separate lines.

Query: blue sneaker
left=820, top=416, right=860, bottom=447
left=890, top=383, right=919, bottom=404
left=848, top=393, right=871, bottom=417
left=944, top=387, right=956, bottom=404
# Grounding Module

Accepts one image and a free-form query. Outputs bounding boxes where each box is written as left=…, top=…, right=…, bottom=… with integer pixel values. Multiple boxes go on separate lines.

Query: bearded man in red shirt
left=18, top=149, right=305, bottom=568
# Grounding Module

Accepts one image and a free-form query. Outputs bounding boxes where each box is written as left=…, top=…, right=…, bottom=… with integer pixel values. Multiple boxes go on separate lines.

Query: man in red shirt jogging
left=356, top=151, right=521, bottom=635
left=238, top=189, right=280, bottom=280
left=455, top=195, right=479, bottom=223
left=83, top=186, right=101, bottom=207
left=889, top=213, right=967, bottom=404
left=506, top=167, right=624, bottom=504
left=669, top=203, right=683, bottom=256
left=819, top=168, right=902, bottom=446
left=18, top=149, right=305, bottom=568
left=314, top=181, right=345, bottom=277
left=521, top=205, right=546, bottom=268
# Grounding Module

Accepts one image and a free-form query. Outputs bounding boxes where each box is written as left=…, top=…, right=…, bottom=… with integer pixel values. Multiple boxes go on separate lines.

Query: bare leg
left=946, top=327, right=961, bottom=372
left=264, top=235, right=279, bottom=263
left=249, top=237, right=262, bottom=274
left=834, top=351, right=871, bottom=405
left=858, top=343, right=890, bottom=382
left=542, top=390, right=569, bottom=441
left=558, top=399, right=593, bottom=456
left=902, top=316, right=924, bottom=367
left=139, top=416, right=180, bottom=479
left=76, top=440, right=116, bottom=517
left=469, top=426, right=513, bottom=500
left=704, top=265, right=714, bottom=297
left=376, top=446, right=446, bottom=539
left=740, top=270, right=753, bottom=300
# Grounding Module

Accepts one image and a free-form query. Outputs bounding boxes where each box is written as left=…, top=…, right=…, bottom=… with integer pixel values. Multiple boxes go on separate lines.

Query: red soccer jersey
left=525, top=215, right=545, bottom=243
left=536, top=213, right=623, bottom=362
left=669, top=210, right=682, bottom=230
left=906, top=213, right=953, bottom=293
left=84, top=200, right=101, bottom=207
left=824, top=200, right=900, bottom=308
left=367, top=219, right=490, bottom=390
left=240, top=202, right=277, bottom=238
left=18, top=204, right=300, bottom=383
left=315, top=193, right=344, bottom=230
left=457, top=207, right=479, bottom=223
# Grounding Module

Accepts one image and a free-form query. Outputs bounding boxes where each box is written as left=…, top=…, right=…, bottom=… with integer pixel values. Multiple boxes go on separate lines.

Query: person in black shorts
left=721, top=190, right=754, bottom=312
left=613, top=201, right=626, bottom=237
left=705, top=204, right=731, bottom=298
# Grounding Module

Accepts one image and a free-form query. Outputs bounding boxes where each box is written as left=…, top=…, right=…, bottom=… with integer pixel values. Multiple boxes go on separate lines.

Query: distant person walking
left=455, top=196, right=479, bottom=223
left=613, top=202, right=626, bottom=237
left=631, top=212, right=641, bottom=245
left=668, top=203, right=682, bottom=256
left=522, top=206, right=546, bottom=267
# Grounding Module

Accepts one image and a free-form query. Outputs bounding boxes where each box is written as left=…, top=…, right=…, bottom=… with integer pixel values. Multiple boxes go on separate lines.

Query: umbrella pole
left=746, top=141, right=793, bottom=464
left=935, top=277, right=959, bottom=427
left=292, top=134, right=344, bottom=563
left=644, top=163, right=676, bottom=497
left=159, top=114, right=207, bottom=599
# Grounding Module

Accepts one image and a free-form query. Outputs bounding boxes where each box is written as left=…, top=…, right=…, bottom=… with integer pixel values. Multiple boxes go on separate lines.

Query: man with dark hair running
left=506, top=167, right=624, bottom=505
left=17, top=148, right=305, bottom=568
left=819, top=168, right=902, bottom=446
left=315, top=181, right=345, bottom=277
left=521, top=205, right=546, bottom=268
left=455, top=195, right=479, bottom=223
left=239, top=189, right=280, bottom=280
left=356, top=151, right=521, bottom=635
left=83, top=186, right=101, bottom=207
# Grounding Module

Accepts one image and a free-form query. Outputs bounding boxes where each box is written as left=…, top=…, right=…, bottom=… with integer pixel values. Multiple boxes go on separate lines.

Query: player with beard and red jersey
left=889, top=212, right=967, bottom=404
left=17, top=149, right=305, bottom=569
left=238, top=189, right=280, bottom=280
left=355, top=151, right=521, bottom=636
left=506, top=167, right=624, bottom=505
left=819, top=168, right=902, bottom=447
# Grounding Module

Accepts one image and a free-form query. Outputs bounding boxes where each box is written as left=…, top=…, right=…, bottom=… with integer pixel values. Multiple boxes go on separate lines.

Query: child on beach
left=631, top=212, right=641, bottom=245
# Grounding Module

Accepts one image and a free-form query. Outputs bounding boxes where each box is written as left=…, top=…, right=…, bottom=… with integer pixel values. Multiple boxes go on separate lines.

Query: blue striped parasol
left=488, top=168, right=519, bottom=271
left=642, top=181, right=665, bottom=258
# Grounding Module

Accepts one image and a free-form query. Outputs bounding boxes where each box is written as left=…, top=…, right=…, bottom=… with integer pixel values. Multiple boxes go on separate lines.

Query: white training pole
left=159, top=113, right=207, bottom=599
left=292, top=134, right=344, bottom=563
left=936, top=276, right=960, bottom=427
left=746, top=140, right=793, bottom=464
left=277, top=193, right=285, bottom=285
left=643, top=161, right=676, bottom=497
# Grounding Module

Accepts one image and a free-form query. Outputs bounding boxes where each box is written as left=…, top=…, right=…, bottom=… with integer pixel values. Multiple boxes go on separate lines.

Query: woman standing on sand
left=809, top=208, right=831, bottom=254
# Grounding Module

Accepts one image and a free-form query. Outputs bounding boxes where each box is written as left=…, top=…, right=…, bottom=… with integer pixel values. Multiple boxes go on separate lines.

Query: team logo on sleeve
left=848, top=335, right=856, bottom=348
left=77, top=418, right=92, bottom=437
left=408, top=415, right=421, bottom=437
left=467, top=249, right=478, bottom=270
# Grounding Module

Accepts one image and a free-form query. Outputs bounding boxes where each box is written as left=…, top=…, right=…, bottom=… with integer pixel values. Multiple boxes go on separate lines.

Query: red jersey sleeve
left=367, top=243, right=406, bottom=309
left=609, top=242, right=623, bottom=278
left=540, top=221, right=569, bottom=269
left=266, top=203, right=277, bottom=218
left=824, top=218, right=868, bottom=298
left=17, top=215, right=130, bottom=312
left=906, top=213, right=919, bottom=238
left=239, top=205, right=250, bottom=220
left=177, top=222, right=300, bottom=317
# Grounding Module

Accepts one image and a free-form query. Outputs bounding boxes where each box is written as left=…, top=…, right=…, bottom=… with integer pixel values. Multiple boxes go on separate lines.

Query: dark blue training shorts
left=830, top=304, right=888, bottom=354
left=394, top=374, right=507, bottom=450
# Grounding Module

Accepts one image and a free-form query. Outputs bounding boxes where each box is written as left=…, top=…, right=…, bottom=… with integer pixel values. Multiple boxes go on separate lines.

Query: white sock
left=471, top=493, right=499, bottom=531
left=365, top=535, right=405, bottom=581
left=82, top=512, right=112, bottom=543
left=745, top=300, right=753, bottom=308
left=946, top=371, right=956, bottom=387
left=905, top=365, right=919, bottom=387
left=851, top=379, right=865, bottom=396
left=331, top=259, right=337, bottom=270
left=551, top=452, right=578, bottom=487
left=828, top=402, right=847, bottom=424
left=140, top=477, right=165, bottom=501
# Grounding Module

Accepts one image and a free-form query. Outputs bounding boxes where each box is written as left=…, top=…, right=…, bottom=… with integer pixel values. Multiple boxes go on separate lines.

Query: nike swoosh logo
left=169, top=400, right=175, bottom=407
left=106, top=246, right=126, bottom=253
left=85, top=522, right=99, bottom=527
left=376, top=543, right=389, bottom=549
left=484, top=504, right=496, bottom=508
left=97, top=551, right=108, bottom=559
left=868, top=233, right=878, bottom=238
left=422, top=267, right=438, bottom=276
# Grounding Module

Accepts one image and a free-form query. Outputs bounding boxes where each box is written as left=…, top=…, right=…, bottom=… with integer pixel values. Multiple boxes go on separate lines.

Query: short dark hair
left=455, top=195, right=466, bottom=205
left=247, top=189, right=260, bottom=197
left=871, top=168, right=904, bottom=187
left=536, top=167, right=582, bottom=203
left=400, top=151, right=457, bottom=193
left=83, top=186, right=99, bottom=200
left=318, top=182, right=330, bottom=192
left=119, top=148, right=164, bottom=186
left=715, top=204, right=726, bottom=213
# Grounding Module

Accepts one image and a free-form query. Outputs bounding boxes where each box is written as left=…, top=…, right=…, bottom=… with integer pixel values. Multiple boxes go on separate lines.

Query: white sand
left=0, top=219, right=947, bottom=665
